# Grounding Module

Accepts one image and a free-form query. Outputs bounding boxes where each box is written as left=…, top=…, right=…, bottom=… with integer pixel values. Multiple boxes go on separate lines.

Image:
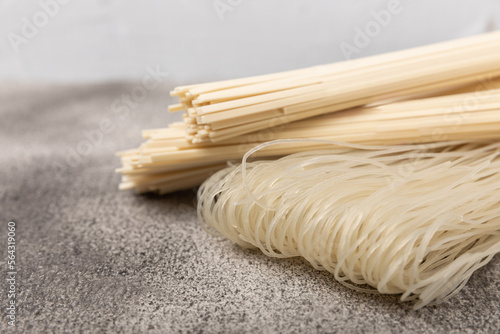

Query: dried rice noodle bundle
left=197, top=139, right=500, bottom=309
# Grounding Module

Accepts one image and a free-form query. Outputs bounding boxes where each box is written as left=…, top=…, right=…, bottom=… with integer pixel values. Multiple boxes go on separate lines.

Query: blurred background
left=2, top=3, right=500, bottom=333
left=1, top=0, right=499, bottom=84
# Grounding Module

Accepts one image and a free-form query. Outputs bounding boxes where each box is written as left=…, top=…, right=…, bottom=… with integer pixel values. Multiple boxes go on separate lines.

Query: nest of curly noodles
left=198, top=140, right=500, bottom=309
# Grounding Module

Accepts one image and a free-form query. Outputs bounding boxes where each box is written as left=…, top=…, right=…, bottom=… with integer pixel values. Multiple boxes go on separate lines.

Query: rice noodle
left=197, top=139, right=500, bottom=309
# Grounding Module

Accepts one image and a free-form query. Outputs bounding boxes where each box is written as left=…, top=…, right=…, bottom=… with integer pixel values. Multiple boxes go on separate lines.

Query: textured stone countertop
left=0, top=82, right=498, bottom=333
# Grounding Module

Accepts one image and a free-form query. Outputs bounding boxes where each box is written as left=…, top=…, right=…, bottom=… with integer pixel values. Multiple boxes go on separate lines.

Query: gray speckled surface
left=0, top=83, right=499, bottom=334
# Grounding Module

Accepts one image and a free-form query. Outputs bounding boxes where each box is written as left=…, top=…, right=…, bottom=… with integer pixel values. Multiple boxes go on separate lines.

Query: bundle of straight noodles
left=118, top=78, right=500, bottom=194
left=169, top=31, right=500, bottom=143
left=117, top=31, right=500, bottom=308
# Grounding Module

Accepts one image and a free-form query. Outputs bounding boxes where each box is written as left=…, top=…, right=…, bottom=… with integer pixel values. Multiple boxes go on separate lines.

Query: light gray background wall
left=1, top=0, right=499, bottom=83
